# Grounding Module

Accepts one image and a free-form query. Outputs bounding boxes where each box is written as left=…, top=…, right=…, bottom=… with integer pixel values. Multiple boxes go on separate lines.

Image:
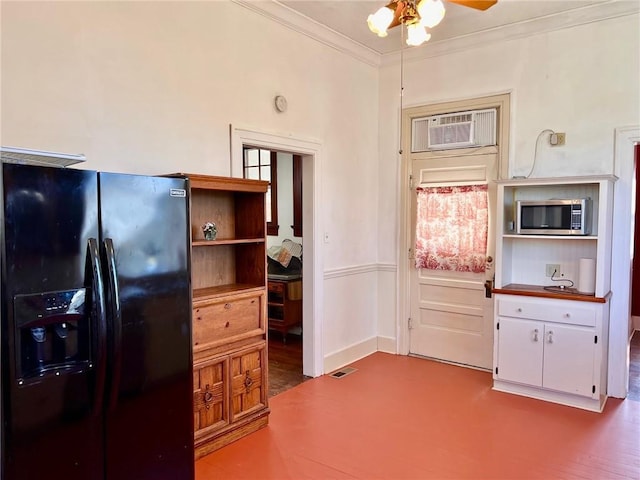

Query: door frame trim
left=230, top=124, right=324, bottom=377
left=397, top=93, right=511, bottom=355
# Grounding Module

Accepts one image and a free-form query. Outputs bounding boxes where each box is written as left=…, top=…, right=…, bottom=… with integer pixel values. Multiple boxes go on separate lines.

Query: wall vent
left=412, top=108, right=497, bottom=152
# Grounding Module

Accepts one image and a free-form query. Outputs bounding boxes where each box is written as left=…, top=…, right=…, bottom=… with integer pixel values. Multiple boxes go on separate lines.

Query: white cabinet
left=496, top=317, right=544, bottom=386
left=493, top=292, right=609, bottom=412
left=492, top=176, right=615, bottom=412
left=497, top=317, right=597, bottom=397
left=541, top=323, right=596, bottom=397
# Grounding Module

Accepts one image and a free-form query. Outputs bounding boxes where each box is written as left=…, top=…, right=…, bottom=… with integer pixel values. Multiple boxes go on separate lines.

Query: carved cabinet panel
left=230, top=344, right=267, bottom=422
left=193, top=356, right=229, bottom=440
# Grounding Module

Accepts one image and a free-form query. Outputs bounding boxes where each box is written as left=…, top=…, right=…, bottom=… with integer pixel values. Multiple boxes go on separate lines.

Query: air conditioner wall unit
left=411, top=108, right=497, bottom=152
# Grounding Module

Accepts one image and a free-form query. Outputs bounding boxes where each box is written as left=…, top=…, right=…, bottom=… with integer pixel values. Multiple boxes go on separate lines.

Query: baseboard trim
left=324, top=336, right=377, bottom=374
left=632, top=316, right=640, bottom=332
left=377, top=336, right=397, bottom=354
left=493, top=380, right=606, bottom=413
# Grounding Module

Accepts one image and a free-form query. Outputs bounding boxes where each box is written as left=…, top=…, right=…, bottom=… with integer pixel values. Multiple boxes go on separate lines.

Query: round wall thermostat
left=274, top=95, right=287, bottom=112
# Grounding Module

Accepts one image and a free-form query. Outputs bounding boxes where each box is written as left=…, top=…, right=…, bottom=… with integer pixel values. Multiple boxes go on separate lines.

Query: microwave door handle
left=87, top=238, right=107, bottom=416
left=103, top=238, right=123, bottom=412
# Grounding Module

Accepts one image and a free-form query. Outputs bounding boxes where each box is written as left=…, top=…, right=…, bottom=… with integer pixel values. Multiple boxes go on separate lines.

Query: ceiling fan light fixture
left=417, top=0, right=446, bottom=29
left=367, top=5, right=395, bottom=37
left=406, top=22, right=431, bottom=46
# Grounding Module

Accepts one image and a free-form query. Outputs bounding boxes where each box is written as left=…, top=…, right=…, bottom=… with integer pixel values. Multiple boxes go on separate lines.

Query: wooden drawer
left=193, top=290, right=265, bottom=351
left=268, top=280, right=302, bottom=300
left=497, top=296, right=596, bottom=327
left=268, top=282, right=285, bottom=295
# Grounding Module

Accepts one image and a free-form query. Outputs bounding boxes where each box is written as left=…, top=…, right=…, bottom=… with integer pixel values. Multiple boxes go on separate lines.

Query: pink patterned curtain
left=415, top=184, right=488, bottom=273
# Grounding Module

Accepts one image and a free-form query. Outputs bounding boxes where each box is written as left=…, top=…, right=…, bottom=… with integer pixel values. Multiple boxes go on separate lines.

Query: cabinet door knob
left=244, top=371, right=254, bottom=392
left=563, top=313, right=570, bottom=318
left=547, top=330, right=554, bottom=344
left=203, top=384, right=214, bottom=410
left=532, top=328, right=539, bottom=342
left=224, top=303, right=232, bottom=310
left=517, top=308, right=522, bottom=313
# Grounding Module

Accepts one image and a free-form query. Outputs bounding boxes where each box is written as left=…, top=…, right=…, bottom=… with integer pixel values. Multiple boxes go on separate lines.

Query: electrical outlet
left=545, top=264, right=561, bottom=277
left=550, top=132, right=566, bottom=146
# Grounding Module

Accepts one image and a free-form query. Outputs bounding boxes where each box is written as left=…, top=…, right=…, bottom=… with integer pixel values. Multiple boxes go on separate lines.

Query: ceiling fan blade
left=446, top=0, right=498, bottom=11
left=387, top=1, right=403, bottom=30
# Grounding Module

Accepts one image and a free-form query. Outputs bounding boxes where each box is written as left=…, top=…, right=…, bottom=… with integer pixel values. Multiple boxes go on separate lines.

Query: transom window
left=243, top=147, right=303, bottom=239
left=243, top=147, right=278, bottom=236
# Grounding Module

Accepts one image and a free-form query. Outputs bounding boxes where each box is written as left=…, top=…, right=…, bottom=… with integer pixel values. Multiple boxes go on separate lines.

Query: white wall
left=379, top=15, right=639, bottom=186
left=267, top=152, right=298, bottom=249
left=378, top=14, right=640, bottom=388
left=1, top=1, right=380, bottom=373
left=4, top=2, right=637, bottom=378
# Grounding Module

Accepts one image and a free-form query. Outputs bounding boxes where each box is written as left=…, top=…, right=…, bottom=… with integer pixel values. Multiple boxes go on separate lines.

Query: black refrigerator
left=0, top=162, right=194, bottom=479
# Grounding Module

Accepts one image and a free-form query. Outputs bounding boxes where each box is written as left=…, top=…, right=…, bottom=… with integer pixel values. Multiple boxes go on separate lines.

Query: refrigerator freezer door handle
left=88, top=238, right=108, bottom=416
left=104, top=237, right=123, bottom=411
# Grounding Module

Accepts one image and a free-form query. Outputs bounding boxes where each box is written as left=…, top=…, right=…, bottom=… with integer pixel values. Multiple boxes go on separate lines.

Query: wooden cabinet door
left=542, top=323, right=596, bottom=397
left=496, top=317, right=543, bottom=387
left=193, top=356, right=229, bottom=440
left=230, top=344, right=267, bottom=422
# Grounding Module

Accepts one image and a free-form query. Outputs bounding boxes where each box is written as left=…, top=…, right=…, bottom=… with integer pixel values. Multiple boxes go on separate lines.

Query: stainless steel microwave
left=516, top=198, right=592, bottom=235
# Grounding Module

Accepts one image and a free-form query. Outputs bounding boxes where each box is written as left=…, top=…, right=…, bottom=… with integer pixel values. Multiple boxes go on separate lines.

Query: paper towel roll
left=578, top=258, right=596, bottom=294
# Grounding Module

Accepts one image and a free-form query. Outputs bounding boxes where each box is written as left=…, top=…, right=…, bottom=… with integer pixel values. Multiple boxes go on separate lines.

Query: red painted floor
left=196, top=352, right=640, bottom=479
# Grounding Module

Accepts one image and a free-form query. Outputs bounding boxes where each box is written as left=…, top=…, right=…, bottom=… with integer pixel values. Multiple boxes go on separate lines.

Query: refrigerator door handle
left=88, top=238, right=108, bottom=416
left=103, top=237, right=123, bottom=411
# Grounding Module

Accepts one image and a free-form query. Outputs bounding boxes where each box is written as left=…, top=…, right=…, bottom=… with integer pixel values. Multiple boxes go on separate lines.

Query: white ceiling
left=270, top=0, right=612, bottom=55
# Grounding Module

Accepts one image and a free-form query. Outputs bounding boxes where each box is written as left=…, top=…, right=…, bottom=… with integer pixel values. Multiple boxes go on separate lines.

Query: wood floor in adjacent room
left=196, top=349, right=640, bottom=480
left=268, top=332, right=308, bottom=397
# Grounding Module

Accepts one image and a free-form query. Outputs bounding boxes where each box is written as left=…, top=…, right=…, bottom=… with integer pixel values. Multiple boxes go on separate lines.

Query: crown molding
left=231, top=0, right=381, bottom=67
left=233, top=1, right=638, bottom=69
left=382, top=0, right=640, bottom=66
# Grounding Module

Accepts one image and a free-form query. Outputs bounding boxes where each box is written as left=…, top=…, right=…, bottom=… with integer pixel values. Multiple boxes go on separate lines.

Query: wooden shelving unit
left=173, top=173, right=270, bottom=459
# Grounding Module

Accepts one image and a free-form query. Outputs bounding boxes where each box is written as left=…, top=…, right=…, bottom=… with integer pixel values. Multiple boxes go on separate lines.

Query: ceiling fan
left=367, top=0, right=498, bottom=46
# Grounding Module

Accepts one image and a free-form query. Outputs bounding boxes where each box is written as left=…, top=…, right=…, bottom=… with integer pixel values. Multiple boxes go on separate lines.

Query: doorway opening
left=626, top=142, right=639, bottom=399
left=610, top=127, right=640, bottom=398
left=631, top=143, right=640, bottom=331
left=230, top=125, right=324, bottom=384
left=242, top=147, right=307, bottom=395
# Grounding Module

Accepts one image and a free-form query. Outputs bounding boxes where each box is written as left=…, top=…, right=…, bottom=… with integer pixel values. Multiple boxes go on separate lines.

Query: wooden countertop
left=493, top=284, right=610, bottom=303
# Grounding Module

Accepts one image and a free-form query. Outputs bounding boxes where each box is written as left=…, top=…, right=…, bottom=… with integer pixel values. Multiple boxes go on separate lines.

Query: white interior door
left=409, top=152, right=497, bottom=370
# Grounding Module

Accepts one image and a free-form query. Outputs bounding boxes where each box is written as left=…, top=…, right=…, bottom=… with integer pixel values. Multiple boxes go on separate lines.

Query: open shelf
left=192, top=238, right=265, bottom=247
left=495, top=176, right=616, bottom=298
left=501, top=234, right=597, bottom=240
